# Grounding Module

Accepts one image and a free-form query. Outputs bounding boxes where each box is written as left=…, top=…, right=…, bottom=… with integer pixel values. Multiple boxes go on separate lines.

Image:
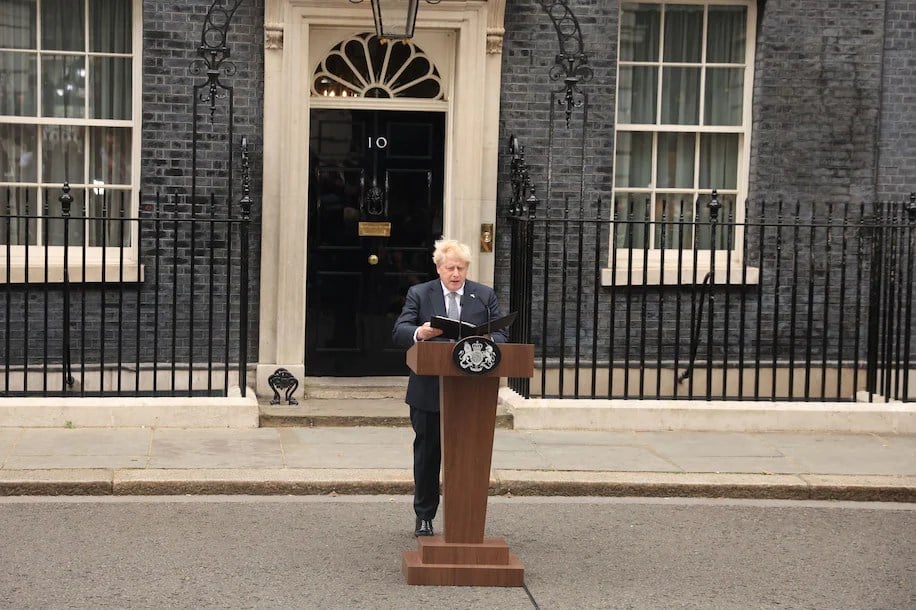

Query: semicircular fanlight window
left=312, top=33, right=443, bottom=100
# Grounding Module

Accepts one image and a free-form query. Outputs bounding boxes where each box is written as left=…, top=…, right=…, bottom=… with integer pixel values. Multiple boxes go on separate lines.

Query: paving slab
left=148, top=429, right=284, bottom=469
left=760, top=433, right=916, bottom=476
left=516, top=429, right=642, bottom=447
left=0, top=424, right=913, bottom=502
left=3, top=429, right=150, bottom=469
left=279, top=426, right=412, bottom=446
left=491, top=448, right=554, bottom=471
left=281, top=443, right=410, bottom=469
left=534, top=444, right=681, bottom=472
left=635, top=430, right=784, bottom=457
left=12, top=428, right=151, bottom=456
left=0, top=429, right=21, bottom=465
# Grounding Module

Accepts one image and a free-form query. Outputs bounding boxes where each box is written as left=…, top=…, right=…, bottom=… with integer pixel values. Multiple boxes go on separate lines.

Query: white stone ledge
left=499, top=388, right=916, bottom=434
left=1, top=261, right=144, bottom=283
left=0, top=388, right=259, bottom=428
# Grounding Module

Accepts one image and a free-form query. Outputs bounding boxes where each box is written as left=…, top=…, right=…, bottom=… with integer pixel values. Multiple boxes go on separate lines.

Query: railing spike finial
left=526, top=187, right=539, bottom=219
left=708, top=188, right=721, bottom=221
left=59, top=182, right=73, bottom=217
left=507, top=134, right=539, bottom=218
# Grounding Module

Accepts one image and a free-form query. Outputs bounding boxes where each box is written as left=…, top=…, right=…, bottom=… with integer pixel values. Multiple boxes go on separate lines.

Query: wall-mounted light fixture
left=349, top=0, right=441, bottom=41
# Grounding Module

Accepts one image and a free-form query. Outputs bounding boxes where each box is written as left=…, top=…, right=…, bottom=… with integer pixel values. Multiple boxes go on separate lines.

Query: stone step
left=299, top=377, right=409, bottom=400
left=259, top=397, right=514, bottom=428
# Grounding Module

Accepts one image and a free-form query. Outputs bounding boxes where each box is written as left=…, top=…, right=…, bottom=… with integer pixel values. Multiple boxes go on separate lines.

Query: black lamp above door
left=350, top=0, right=439, bottom=41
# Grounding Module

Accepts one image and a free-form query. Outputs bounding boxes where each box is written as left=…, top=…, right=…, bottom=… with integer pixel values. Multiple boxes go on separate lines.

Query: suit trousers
left=409, top=406, right=441, bottom=520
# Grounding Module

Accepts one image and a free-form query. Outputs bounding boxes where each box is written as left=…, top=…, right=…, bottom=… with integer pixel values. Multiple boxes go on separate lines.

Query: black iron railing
left=0, top=186, right=251, bottom=398
left=505, top=187, right=916, bottom=402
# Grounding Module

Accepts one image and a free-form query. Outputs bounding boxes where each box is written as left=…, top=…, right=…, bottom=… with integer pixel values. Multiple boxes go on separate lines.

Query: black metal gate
left=503, top=139, right=915, bottom=403
left=0, top=0, right=256, bottom=398
left=499, top=2, right=914, bottom=402
left=865, top=199, right=916, bottom=401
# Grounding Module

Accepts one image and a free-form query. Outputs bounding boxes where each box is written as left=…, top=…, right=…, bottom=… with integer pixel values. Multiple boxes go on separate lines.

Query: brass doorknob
left=368, top=254, right=379, bottom=265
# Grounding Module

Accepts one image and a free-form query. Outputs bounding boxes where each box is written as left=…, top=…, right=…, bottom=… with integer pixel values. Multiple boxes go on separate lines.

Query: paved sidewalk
left=0, top=426, right=913, bottom=501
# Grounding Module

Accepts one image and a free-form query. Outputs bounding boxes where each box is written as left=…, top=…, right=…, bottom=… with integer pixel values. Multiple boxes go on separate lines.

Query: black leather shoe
left=414, top=518, right=434, bottom=537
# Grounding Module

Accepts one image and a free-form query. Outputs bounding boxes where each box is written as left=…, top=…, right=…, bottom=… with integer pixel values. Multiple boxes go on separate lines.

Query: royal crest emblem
left=452, top=336, right=501, bottom=374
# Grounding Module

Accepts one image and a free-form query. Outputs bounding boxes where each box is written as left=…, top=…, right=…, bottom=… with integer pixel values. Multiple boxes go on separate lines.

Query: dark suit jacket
left=392, top=279, right=508, bottom=412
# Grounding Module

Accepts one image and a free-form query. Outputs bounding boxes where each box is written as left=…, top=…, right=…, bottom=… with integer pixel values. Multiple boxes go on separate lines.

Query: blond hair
left=432, top=239, right=472, bottom=266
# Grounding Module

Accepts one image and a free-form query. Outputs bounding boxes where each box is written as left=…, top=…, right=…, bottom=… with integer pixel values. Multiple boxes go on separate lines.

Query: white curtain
left=614, top=131, right=652, bottom=188
left=656, top=132, right=695, bottom=188
left=618, top=4, right=659, bottom=124
left=700, top=133, right=738, bottom=190
left=663, top=4, right=703, bottom=62
left=90, top=0, right=131, bottom=120
left=705, top=6, right=746, bottom=126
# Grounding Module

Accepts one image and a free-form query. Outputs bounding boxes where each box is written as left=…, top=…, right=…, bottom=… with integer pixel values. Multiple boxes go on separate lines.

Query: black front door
left=306, top=109, right=444, bottom=376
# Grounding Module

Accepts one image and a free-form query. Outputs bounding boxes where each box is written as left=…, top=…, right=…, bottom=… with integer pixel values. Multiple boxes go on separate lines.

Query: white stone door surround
left=257, top=0, right=507, bottom=396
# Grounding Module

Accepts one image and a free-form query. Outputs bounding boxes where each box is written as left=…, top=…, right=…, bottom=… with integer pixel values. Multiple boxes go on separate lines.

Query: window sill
left=0, top=262, right=144, bottom=284
left=601, top=265, right=760, bottom=286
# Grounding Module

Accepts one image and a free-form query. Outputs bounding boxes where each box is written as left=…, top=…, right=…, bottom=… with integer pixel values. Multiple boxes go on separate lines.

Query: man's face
left=437, top=255, right=468, bottom=292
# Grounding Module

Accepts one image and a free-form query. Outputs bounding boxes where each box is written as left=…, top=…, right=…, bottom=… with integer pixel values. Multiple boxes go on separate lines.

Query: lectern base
left=402, top=536, right=525, bottom=587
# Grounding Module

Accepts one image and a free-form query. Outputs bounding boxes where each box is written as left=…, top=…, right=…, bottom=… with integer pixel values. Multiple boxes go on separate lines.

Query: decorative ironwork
left=908, top=192, right=916, bottom=221
left=365, top=184, right=384, bottom=215
left=507, top=135, right=539, bottom=218
left=239, top=137, right=252, bottom=221
left=189, top=0, right=245, bottom=119
left=536, top=0, right=593, bottom=127
left=59, top=184, right=75, bottom=389
left=268, top=368, right=300, bottom=406
left=237, top=136, right=253, bottom=397
left=347, top=0, right=442, bottom=41
left=312, top=32, right=443, bottom=99
left=58, top=182, right=73, bottom=215
left=1, top=188, right=252, bottom=398
left=708, top=189, right=721, bottom=220
left=503, top=192, right=916, bottom=402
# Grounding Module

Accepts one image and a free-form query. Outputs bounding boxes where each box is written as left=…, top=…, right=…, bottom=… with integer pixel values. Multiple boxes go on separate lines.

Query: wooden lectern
left=402, top=340, right=534, bottom=587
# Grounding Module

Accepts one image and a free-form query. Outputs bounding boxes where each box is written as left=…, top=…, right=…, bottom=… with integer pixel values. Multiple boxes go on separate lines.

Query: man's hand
left=416, top=322, right=444, bottom=341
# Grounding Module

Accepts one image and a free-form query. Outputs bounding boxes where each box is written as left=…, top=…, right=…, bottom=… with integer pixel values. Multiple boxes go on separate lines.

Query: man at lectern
left=392, top=239, right=508, bottom=537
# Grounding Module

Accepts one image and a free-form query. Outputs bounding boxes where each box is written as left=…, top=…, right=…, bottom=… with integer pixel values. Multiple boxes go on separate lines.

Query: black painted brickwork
left=495, top=0, right=915, bottom=367
left=876, top=0, right=916, bottom=200
left=3, top=1, right=912, bottom=384
left=1, top=1, right=264, bottom=377
left=141, top=0, right=264, bottom=364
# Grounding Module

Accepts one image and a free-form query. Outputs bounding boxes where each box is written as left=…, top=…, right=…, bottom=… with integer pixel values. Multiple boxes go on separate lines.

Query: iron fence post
left=706, top=190, right=720, bottom=400
left=865, top=203, right=884, bottom=399
left=903, top=193, right=916, bottom=400
left=60, top=184, right=74, bottom=390
left=238, top=137, right=252, bottom=397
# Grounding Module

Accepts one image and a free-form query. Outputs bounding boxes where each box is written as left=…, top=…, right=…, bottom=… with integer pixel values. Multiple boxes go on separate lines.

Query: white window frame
left=605, top=0, right=758, bottom=286
left=0, top=0, right=142, bottom=283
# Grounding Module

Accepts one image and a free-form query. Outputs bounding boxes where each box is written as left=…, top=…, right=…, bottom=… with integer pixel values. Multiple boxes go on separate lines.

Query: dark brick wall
left=0, top=1, right=264, bottom=379
left=876, top=0, right=916, bottom=200
left=748, top=0, right=885, bottom=203
left=496, top=0, right=915, bottom=375
left=498, top=0, right=906, bottom=222
left=141, top=0, right=264, bottom=362
left=3, top=1, right=912, bottom=390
